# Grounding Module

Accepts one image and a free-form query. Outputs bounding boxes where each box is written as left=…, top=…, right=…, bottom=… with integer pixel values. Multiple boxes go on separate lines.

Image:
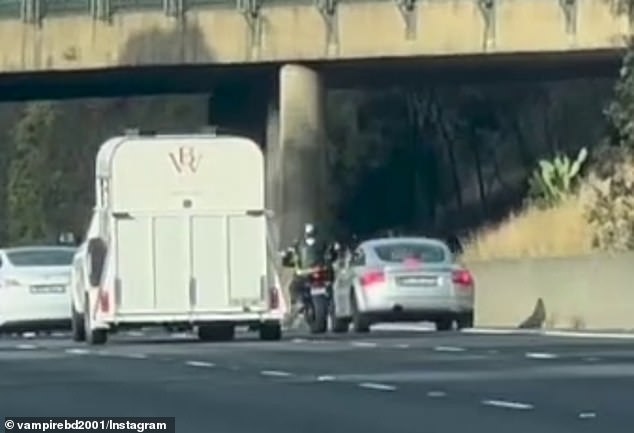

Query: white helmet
left=304, top=223, right=315, bottom=236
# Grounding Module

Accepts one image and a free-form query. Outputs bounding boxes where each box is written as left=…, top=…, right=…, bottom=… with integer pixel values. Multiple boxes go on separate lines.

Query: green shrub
left=527, top=147, right=587, bottom=208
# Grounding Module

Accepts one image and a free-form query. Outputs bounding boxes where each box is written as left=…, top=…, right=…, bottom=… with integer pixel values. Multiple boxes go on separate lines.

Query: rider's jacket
left=293, top=236, right=329, bottom=272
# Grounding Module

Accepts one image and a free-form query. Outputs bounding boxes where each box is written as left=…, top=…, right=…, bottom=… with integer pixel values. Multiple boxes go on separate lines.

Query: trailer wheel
left=198, top=324, right=235, bottom=342
left=71, top=303, right=85, bottom=342
left=84, top=296, right=107, bottom=345
left=259, top=322, right=282, bottom=341
left=87, top=238, right=107, bottom=287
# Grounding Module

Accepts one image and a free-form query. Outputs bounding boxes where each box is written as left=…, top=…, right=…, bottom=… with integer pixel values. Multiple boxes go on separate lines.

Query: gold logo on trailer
left=169, top=146, right=202, bottom=174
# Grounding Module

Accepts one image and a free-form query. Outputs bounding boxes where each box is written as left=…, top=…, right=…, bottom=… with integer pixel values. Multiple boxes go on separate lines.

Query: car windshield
left=373, top=242, right=446, bottom=263
left=5, top=248, right=76, bottom=267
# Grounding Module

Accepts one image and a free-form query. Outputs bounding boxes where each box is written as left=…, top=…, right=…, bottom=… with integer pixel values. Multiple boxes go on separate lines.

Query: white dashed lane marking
left=125, top=331, right=145, bottom=337
left=260, top=370, right=293, bottom=377
left=481, top=399, right=534, bottom=410
left=434, top=346, right=465, bottom=352
left=427, top=391, right=447, bottom=398
left=65, top=348, right=90, bottom=355
left=123, top=353, right=147, bottom=359
left=358, top=382, right=397, bottom=392
left=579, top=412, right=597, bottom=419
left=16, top=344, right=37, bottom=350
left=350, top=341, right=377, bottom=348
left=316, top=375, right=336, bottom=382
left=185, top=361, right=215, bottom=368
left=525, top=352, right=558, bottom=360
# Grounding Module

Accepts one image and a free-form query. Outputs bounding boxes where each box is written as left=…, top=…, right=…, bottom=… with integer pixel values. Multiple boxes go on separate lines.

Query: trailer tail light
left=269, top=287, right=280, bottom=310
left=361, top=270, right=385, bottom=288
left=452, top=269, right=474, bottom=288
left=99, top=291, right=110, bottom=313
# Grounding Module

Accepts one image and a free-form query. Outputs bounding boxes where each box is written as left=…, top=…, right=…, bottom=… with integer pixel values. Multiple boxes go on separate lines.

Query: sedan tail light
left=361, top=270, right=385, bottom=288
left=452, top=269, right=474, bottom=287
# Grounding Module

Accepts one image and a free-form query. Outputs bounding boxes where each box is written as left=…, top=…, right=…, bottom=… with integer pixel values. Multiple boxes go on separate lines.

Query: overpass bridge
left=0, top=0, right=628, bottom=70
left=0, top=0, right=628, bottom=246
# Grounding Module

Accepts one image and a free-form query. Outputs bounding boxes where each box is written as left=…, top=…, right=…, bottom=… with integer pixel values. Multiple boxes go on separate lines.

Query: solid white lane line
left=525, top=352, right=558, bottom=359
left=185, top=361, right=215, bottom=368
left=358, top=382, right=397, bottom=391
left=465, top=328, right=634, bottom=339
left=544, top=330, right=634, bottom=339
left=482, top=399, right=534, bottom=410
left=260, top=370, right=293, bottom=377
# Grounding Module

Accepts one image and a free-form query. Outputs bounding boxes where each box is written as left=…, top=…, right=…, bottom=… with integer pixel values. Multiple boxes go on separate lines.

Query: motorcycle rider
left=288, top=223, right=331, bottom=312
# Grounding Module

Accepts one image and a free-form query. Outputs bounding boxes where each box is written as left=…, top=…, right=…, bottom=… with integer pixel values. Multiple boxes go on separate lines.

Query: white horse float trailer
left=69, top=131, right=285, bottom=345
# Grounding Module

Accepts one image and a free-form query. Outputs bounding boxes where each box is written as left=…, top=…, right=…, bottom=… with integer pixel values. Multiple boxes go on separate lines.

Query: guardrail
left=0, top=0, right=324, bottom=20
left=470, top=253, right=634, bottom=331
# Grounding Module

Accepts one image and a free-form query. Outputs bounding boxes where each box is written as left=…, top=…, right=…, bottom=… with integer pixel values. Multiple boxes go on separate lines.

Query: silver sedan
left=330, top=237, right=474, bottom=333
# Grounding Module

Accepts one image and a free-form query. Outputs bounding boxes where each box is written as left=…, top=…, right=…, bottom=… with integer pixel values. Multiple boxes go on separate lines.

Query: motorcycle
left=299, top=265, right=333, bottom=334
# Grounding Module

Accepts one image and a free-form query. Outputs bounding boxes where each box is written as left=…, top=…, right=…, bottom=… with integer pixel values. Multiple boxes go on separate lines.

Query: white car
left=0, top=245, right=76, bottom=333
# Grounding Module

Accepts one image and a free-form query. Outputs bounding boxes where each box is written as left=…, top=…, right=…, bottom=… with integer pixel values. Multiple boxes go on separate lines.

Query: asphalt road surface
left=0, top=326, right=633, bottom=433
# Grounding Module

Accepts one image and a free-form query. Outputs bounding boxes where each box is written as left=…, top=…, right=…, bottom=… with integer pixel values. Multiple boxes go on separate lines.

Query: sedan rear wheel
left=456, top=312, right=474, bottom=330
left=435, top=317, right=454, bottom=331
left=350, top=292, right=370, bottom=333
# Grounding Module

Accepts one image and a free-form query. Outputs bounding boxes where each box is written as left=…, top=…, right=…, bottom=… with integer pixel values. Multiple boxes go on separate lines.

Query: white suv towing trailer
left=69, top=131, right=285, bottom=345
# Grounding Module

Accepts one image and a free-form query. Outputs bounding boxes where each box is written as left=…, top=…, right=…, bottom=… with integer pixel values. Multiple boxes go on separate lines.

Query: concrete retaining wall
left=470, top=253, right=634, bottom=331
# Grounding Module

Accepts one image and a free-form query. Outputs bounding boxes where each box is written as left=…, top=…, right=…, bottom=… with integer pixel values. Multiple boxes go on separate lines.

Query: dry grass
left=461, top=196, right=594, bottom=262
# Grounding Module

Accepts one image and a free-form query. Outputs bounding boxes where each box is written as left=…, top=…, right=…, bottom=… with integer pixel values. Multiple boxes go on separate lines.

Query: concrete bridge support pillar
left=271, top=64, right=328, bottom=250
left=208, top=64, right=327, bottom=252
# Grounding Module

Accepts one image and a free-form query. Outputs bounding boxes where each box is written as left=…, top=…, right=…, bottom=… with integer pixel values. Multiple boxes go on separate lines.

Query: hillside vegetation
left=461, top=46, right=634, bottom=261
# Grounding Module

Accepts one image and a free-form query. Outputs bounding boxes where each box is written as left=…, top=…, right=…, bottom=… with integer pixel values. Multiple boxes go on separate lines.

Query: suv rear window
left=373, top=242, right=446, bottom=263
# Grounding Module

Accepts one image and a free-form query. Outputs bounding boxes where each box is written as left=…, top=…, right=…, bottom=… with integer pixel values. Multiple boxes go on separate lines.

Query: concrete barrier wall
left=469, top=253, right=634, bottom=331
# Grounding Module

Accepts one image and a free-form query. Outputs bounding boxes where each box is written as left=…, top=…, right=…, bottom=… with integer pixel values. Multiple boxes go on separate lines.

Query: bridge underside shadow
left=0, top=49, right=621, bottom=101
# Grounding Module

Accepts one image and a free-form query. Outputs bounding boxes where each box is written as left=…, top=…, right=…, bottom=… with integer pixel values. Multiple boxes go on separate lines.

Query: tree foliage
left=7, top=103, right=57, bottom=244
left=605, top=42, right=634, bottom=149
left=582, top=41, right=634, bottom=251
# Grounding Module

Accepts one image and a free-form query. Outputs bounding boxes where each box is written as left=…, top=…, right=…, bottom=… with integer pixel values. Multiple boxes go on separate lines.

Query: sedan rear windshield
left=373, top=242, right=446, bottom=263
left=5, top=248, right=75, bottom=267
